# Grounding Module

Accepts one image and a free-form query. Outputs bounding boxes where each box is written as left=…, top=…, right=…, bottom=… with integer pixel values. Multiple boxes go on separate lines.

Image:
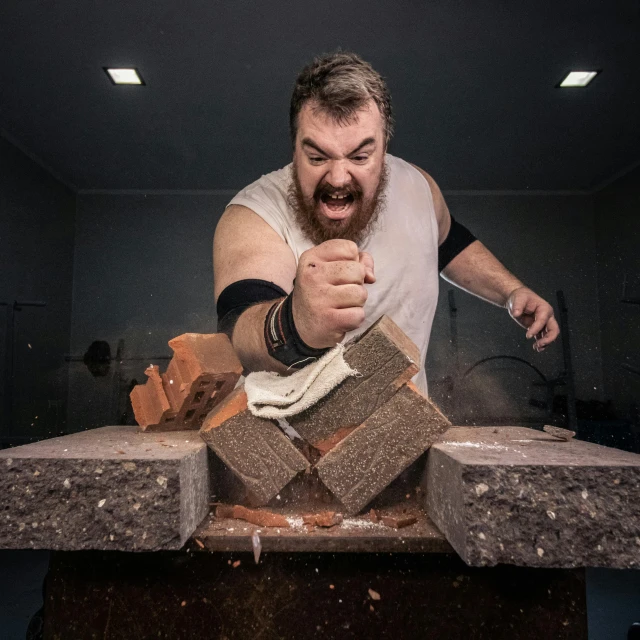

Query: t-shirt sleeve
left=227, top=177, right=289, bottom=244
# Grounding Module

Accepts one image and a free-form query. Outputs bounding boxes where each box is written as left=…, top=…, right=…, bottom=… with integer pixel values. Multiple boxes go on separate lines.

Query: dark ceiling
left=1, top=0, right=638, bottom=192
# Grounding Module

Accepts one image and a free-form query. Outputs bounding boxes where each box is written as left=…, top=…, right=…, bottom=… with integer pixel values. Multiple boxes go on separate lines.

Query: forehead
left=296, top=100, right=384, bottom=149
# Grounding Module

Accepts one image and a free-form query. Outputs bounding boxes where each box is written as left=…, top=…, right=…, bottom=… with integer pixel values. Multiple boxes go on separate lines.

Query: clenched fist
left=291, top=239, right=375, bottom=349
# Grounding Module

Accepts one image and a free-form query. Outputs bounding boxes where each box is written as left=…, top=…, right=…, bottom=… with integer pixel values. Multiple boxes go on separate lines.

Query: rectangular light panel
left=559, top=71, right=599, bottom=88
left=105, top=68, right=144, bottom=85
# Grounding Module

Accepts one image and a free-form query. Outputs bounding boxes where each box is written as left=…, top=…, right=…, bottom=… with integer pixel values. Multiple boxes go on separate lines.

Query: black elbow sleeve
left=438, top=216, right=477, bottom=272
left=216, top=279, right=288, bottom=338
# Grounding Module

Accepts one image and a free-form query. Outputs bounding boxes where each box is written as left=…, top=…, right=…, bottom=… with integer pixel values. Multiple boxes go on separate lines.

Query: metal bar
left=556, top=290, right=578, bottom=431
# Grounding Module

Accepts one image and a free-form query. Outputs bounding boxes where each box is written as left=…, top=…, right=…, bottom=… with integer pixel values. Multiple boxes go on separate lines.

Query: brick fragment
left=316, top=382, right=451, bottom=515
left=369, top=509, right=379, bottom=523
left=543, top=425, right=575, bottom=441
left=425, top=426, right=640, bottom=569
left=200, top=389, right=310, bottom=506
left=216, top=504, right=289, bottom=528
left=380, top=515, right=418, bottom=529
left=302, top=512, right=344, bottom=528
left=131, top=333, right=242, bottom=432
left=289, top=316, right=421, bottom=446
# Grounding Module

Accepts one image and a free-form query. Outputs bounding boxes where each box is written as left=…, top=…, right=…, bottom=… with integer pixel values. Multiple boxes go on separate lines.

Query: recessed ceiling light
left=104, top=68, right=145, bottom=85
left=558, top=71, right=599, bottom=88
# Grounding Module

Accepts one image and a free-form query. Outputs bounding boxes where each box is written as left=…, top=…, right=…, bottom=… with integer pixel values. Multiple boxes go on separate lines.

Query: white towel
left=245, top=344, right=358, bottom=419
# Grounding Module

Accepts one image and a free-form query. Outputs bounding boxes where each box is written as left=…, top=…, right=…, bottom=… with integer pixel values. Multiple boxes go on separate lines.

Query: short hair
left=289, top=52, right=394, bottom=148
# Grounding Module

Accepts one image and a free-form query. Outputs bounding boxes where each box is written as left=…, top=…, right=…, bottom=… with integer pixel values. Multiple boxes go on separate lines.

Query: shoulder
left=397, top=158, right=451, bottom=245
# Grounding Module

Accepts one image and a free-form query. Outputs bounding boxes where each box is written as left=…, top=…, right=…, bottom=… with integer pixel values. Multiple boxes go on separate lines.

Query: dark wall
left=67, top=193, right=228, bottom=431
left=595, top=166, right=640, bottom=422
left=0, top=136, right=76, bottom=446
left=427, top=194, right=603, bottom=424
left=69, top=190, right=603, bottom=431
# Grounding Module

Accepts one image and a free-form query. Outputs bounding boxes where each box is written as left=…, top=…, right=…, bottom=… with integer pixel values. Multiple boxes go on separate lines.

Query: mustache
left=313, top=181, right=363, bottom=201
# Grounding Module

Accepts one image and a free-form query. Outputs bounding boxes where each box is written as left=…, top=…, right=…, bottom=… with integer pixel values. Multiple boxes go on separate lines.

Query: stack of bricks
left=130, top=333, right=243, bottom=432
left=200, top=316, right=451, bottom=515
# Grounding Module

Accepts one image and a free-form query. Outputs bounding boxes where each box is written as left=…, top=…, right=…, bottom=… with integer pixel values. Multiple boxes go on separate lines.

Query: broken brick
left=369, top=509, right=379, bottom=523
left=216, top=504, right=289, bottom=528
left=380, top=515, right=418, bottom=529
left=316, top=382, right=451, bottom=515
left=201, top=388, right=310, bottom=506
left=131, top=333, right=242, bottom=432
left=288, top=316, right=421, bottom=447
left=302, top=512, right=343, bottom=528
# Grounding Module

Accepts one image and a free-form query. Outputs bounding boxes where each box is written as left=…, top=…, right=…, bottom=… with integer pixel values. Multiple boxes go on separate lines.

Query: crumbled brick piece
left=543, top=425, right=576, bottom=441
left=316, top=382, right=451, bottom=515
left=302, top=512, right=343, bottom=528
left=369, top=509, right=379, bottom=523
left=232, top=560, right=241, bottom=568
left=215, top=504, right=235, bottom=519
left=229, top=505, right=290, bottom=528
left=380, top=515, right=418, bottom=529
left=368, top=589, right=381, bottom=601
left=201, top=389, right=310, bottom=506
left=289, top=316, right=421, bottom=446
left=132, top=333, right=242, bottom=432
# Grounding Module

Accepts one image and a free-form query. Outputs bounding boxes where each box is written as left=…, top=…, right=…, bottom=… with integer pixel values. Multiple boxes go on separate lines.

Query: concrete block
left=131, top=333, right=242, bottom=432
left=200, top=389, right=310, bottom=506
left=425, top=427, right=640, bottom=569
left=316, top=383, right=451, bottom=515
left=0, top=426, right=209, bottom=551
left=289, top=316, right=421, bottom=447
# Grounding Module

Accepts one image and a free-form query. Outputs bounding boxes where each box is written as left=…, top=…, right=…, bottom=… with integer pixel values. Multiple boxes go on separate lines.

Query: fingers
left=327, top=283, right=368, bottom=309
left=323, top=260, right=366, bottom=286
left=358, top=251, right=376, bottom=283
left=533, top=315, right=560, bottom=352
left=311, top=239, right=359, bottom=263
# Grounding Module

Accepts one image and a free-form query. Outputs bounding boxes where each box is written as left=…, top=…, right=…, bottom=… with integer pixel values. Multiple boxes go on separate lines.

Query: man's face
left=288, top=100, right=388, bottom=246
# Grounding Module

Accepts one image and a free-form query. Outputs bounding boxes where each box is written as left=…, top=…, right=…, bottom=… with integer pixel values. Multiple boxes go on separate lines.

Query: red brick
left=200, top=389, right=310, bottom=506
left=316, top=382, right=451, bottom=515
left=289, top=316, right=421, bottom=447
left=131, top=333, right=242, bottom=432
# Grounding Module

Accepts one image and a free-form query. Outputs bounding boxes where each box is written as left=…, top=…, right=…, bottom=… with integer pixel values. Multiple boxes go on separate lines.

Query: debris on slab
left=543, top=425, right=576, bottom=441
left=380, top=515, right=418, bottom=529
left=215, top=504, right=290, bottom=528
left=368, top=588, right=381, bottom=601
left=302, top=511, right=344, bottom=528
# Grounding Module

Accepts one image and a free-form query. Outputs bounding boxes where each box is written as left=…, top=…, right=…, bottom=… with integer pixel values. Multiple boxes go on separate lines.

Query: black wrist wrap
left=264, top=293, right=330, bottom=369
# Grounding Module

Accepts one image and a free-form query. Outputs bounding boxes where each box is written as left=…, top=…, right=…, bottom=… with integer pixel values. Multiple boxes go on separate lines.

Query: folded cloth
left=245, top=344, right=358, bottom=419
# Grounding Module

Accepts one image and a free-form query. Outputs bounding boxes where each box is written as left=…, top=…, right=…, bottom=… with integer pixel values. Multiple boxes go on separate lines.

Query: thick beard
left=287, top=160, right=389, bottom=247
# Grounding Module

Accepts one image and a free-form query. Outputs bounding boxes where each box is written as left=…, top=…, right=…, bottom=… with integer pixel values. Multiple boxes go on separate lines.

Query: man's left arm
left=413, top=165, right=559, bottom=352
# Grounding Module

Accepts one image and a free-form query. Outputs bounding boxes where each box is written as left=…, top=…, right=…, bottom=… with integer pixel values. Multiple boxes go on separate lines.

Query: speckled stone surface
left=201, top=404, right=310, bottom=506
left=0, top=426, right=209, bottom=551
left=425, top=427, right=640, bottom=569
left=289, top=316, right=421, bottom=446
left=317, top=384, right=451, bottom=515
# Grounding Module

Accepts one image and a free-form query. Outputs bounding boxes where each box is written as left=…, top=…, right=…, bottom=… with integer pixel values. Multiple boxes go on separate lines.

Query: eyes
left=308, top=155, right=369, bottom=165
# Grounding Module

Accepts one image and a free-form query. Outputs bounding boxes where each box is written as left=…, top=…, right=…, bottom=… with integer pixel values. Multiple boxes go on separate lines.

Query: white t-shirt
left=227, top=153, right=440, bottom=394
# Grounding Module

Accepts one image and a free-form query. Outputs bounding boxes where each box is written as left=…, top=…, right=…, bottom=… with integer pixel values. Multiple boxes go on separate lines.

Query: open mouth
left=319, top=193, right=355, bottom=220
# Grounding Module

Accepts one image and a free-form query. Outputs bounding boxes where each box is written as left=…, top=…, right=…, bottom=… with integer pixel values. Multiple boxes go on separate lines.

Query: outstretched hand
left=506, top=287, right=560, bottom=352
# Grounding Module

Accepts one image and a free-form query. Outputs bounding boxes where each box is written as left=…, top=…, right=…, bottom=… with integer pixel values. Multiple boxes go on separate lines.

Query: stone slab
left=425, top=427, right=640, bottom=569
left=316, top=383, right=451, bottom=515
left=0, top=426, right=209, bottom=551
left=200, top=389, right=310, bottom=506
left=289, top=315, right=421, bottom=446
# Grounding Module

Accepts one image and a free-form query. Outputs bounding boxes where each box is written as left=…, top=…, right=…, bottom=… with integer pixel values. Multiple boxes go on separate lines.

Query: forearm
left=441, top=240, right=524, bottom=307
left=231, top=301, right=290, bottom=374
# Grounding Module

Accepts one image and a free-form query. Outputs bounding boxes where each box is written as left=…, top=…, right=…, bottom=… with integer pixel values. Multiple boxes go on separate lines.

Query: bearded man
left=213, top=52, right=559, bottom=394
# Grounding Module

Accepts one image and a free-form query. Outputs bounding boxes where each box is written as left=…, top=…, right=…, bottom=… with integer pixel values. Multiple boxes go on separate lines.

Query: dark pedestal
left=43, top=551, right=587, bottom=639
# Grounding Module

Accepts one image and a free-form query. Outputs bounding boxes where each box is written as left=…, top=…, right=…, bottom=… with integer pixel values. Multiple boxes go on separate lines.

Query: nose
left=325, top=160, right=350, bottom=189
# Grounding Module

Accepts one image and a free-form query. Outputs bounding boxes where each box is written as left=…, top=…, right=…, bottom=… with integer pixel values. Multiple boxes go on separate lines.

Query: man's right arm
left=214, top=205, right=375, bottom=373
left=213, top=204, right=297, bottom=373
